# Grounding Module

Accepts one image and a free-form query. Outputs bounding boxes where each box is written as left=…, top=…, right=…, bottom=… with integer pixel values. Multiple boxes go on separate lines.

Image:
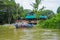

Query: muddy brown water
left=0, top=28, right=60, bottom=40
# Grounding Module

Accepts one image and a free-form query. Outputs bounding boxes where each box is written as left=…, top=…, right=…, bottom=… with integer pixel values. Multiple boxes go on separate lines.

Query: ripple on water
left=0, top=29, right=60, bottom=40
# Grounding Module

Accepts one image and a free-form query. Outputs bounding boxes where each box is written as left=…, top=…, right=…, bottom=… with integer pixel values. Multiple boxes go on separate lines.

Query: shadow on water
left=0, top=28, right=60, bottom=40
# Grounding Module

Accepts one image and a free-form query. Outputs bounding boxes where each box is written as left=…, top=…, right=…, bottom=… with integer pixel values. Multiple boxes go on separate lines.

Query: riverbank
left=0, top=24, right=16, bottom=29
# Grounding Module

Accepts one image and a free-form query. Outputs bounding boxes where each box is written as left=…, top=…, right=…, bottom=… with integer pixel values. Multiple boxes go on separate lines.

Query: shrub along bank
left=37, top=13, right=60, bottom=29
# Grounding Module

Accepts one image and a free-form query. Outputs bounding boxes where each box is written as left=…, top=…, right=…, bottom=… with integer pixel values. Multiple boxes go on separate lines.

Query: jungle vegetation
left=0, top=0, right=60, bottom=29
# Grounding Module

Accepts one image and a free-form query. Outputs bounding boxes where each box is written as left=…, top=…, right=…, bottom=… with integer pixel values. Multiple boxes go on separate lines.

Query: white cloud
left=15, top=0, right=60, bottom=13
left=43, top=0, right=60, bottom=13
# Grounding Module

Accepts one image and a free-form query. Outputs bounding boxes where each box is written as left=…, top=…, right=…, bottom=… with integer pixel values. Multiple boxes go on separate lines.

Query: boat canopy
left=25, top=12, right=36, bottom=19
left=39, top=15, right=47, bottom=19
left=25, top=14, right=36, bottom=19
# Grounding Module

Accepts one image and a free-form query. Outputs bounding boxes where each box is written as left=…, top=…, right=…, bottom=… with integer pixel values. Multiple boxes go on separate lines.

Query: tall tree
left=5, top=0, right=16, bottom=24
left=31, top=0, right=44, bottom=24
left=31, top=0, right=44, bottom=17
left=0, top=0, right=17, bottom=24
left=57, top=6, right=60, bottom=13
left=31, top=0, right=41, bottom=11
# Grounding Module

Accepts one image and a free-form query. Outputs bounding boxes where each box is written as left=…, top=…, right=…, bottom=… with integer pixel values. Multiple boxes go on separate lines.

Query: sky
left=15, top=0, right=60, bottom=13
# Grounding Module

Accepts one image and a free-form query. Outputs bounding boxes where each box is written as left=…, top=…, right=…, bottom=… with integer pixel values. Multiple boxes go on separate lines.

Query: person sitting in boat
left=22, top=20, right=28, bottom=27
left=15, top=20, right=23, bottom=28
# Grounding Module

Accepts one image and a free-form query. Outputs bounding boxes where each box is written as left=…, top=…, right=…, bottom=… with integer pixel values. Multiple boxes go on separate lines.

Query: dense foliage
left=0, top=0, right=16, bottom=24
left=38, top=13, right=60, bottom=29
left=0, top=0, right=30, bottom=24
left=40, top=10, right=55, bottom=19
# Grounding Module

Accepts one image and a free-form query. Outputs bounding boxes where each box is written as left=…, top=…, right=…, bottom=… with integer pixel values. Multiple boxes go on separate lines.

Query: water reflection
left=32, top=29, right=60, bottom=40
left=0, top=29, right=60, bottom=40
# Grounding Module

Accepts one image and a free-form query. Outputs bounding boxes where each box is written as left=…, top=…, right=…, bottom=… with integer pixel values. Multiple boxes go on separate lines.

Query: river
left=0, top=28, right=60, bottom=40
